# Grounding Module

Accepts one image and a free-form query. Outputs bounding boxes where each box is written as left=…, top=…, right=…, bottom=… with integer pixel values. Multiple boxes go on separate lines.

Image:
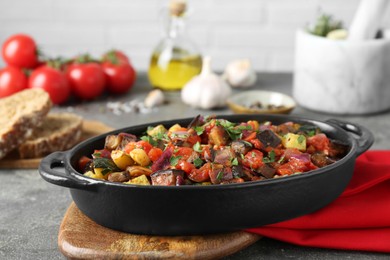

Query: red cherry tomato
left=176, top=159, right=195, bottom=174
left=2, top=34, right=39, bottom=68
left=174, top=147, right=194, bottom=161
left=29, top=65, right=71, bottom=104
left=101, top=50, right=136, bottom=94
left=124, top=140, right=153, bottom=154
left=148, top=147, right=163, bottom=162
left=242, top=149, right=264, bottom=170
left=307, top=133, right=330, bottom=153
left=66, top=62, right=105, bottom=100
left=102, top=62, right=136, bottom=94
left=102, top=50, right=130, bottom=64
left=188, top=162, right=211, bottom=182
left=0, top=66, right=28, bottom=98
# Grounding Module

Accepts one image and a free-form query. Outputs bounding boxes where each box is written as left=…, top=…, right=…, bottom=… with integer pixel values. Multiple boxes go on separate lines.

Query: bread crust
left=18, top=113, right=83, bottom=159
left=0, top=89, right=52, bottom=159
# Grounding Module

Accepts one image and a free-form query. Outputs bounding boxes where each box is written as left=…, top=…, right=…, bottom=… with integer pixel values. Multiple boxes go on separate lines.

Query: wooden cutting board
left=0, top=120, right=114, bottom=169
left=59, top=203, right=261, bottom=260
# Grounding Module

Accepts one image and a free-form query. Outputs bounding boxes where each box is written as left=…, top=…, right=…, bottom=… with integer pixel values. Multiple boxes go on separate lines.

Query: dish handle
left=39, top=151, right=93, bottom=190
left=326, top=119, right=374, bottom=156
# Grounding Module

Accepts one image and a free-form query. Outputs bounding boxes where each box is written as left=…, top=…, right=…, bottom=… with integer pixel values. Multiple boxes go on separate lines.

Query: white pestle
left=348, top=0, right=389, bottom=41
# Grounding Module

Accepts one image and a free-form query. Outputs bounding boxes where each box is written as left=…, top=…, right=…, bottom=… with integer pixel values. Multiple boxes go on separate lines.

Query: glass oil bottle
left=148, top=0, right=202, bottom=91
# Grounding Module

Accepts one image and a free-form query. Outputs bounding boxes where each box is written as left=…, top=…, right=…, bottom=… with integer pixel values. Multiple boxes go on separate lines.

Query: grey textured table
left=1, top=73, right=390, bottom=260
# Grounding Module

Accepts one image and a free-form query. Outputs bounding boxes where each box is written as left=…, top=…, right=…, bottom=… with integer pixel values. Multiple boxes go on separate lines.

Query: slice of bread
left=0, top=89, right=52, bottom=159
left=18, top=112, right=83, bottom=159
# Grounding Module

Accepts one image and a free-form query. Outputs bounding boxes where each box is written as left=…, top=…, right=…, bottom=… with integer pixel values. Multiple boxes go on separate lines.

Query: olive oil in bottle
left=148, top=0, right=202, bottom=91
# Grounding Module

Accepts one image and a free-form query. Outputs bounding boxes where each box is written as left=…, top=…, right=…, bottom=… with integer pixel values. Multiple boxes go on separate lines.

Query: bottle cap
left=169, top=0, right=187, bottom=16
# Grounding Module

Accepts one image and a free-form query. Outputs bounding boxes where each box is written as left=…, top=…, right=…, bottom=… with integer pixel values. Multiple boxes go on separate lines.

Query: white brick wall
left=0, top=0, right=388, bottom=72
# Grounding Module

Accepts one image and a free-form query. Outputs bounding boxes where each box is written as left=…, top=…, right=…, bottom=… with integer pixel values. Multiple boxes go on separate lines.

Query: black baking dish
left=39, top=114, right=373, bottom=236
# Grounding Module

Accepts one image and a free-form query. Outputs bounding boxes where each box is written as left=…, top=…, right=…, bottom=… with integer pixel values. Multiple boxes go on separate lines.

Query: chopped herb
left=193, top=158, right=204, bottom=168
left=92, top=152, right=102, bottom=158
left=277, top=155, right=285, bottom=164
left=298, top=135, right=306, bottom=144
left=263, top=150, right=276, bottom=163
left=155, top=132, right=169, bottom=141
left=171, top=131, right=189, bottom=139
left=251, top=152, right=256, bottom=158
left=193, top=142, right=202, bottom=153
left=216, top=170, right=224, bottom=180
left=240, top=153, right=245, bottom=159
left=216, top=120, right=252, bottom=140
left=93, top=158, right=120, bottom=175
left=170, top=156, right=182, bottom=166
left=194, top=126, right=204, bottom=135
left=299, top=125, right=318, bottom=137
left=140, top=136, right=158, bottom=147
left=231, top=157, right=239, bottom=166
left=242, top=140, right=253, bottom=147
left=146, top=126, right=154, bottom=133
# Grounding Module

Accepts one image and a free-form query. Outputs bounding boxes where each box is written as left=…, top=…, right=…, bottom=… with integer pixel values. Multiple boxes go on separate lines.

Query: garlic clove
left=224, top=59, right=257, bottom=88
left=181, top=56, right=231, bottom=109
left=144, top=89, right=165, bottom=108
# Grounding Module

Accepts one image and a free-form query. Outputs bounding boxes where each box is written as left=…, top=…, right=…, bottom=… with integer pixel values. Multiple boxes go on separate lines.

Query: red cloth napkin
left=246, top=151, right=390, bottom=253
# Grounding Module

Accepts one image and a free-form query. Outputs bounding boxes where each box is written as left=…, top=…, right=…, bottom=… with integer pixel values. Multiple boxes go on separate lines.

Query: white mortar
left=293, top=29, right=390, bottom=114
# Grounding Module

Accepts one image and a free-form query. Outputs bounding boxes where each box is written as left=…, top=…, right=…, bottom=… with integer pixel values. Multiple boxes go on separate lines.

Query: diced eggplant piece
left=311, top=152, right=335, bottom=168
left=329, top=140, right=349, bottom=158
left=104, top=135, right=122, bottom=150
left=116, top=133, right=137, bottom=151
left=212, top=147, right=236, bottom=166
left=187, top=114, right=205, bottom=128
left=169, top=130, right=189, bottom=147
left=231, top=140, right=252, bottom=155
left=258, top=164, right=276, bottom=179
left=235, top=165, right=257, bottom=181
left=108, top=171, right=130, bottom=182
left=209, top=164, right=233, bottom=184
left=150, top=169, right=185, bottom=186
left=208, top=125, right=229, bottom=146
left=276, top=122, right=296, bottom=135
left=257, top=129, right=281, bottom=148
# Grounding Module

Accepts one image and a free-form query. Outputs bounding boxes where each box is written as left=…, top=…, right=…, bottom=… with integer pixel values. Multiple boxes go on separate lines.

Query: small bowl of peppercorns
left=227, top=90, right=296, bottom=114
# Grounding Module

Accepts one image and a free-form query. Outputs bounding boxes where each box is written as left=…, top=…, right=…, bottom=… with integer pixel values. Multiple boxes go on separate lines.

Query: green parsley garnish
left=140, top=136, right=158, bottom=146
left=216, top=120, right=252, bottom=141
left=299, top=125, right=318, bottom=137
left=216, top=170, right=224, bottom=180
left=170, top=156, right=182, bottom=166
left=92, top=151, right=102, bottom=158
left=155, top=132, right=169, bottom=141
left=297, top=135, right=306, bottom=144
left=193, top=158, right=204, bottom=168
left=277, top=155, right=285, bottom=164
left=231, top=157, right=239, bottom=166
left=193, top=126, right=204, bottom=135
left=193, top=142, right=202, bottom=153
left=263, top=150, right=276, bottom=163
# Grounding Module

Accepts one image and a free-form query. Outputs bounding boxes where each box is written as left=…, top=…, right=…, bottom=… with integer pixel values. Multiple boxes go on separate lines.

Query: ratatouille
left=79, top=115, right=349, bottom=186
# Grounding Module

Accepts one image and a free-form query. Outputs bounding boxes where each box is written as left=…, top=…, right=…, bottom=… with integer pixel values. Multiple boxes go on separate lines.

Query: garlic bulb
left=144, top=89, right=165, bottom=108
left=181, top=56, right=231, bottom=109
left=223, top=59, right=257, bottom=88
